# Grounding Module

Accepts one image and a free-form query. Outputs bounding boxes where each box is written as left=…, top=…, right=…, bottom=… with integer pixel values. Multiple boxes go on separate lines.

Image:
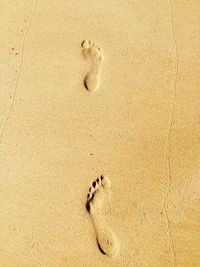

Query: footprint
left=81, top=40, right=104, bottom=92
left=86, top=175, right=120, bottom=257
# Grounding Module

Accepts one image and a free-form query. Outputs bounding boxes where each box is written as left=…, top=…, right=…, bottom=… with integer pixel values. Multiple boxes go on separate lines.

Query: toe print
left=86, top=175, right=120, bottom=257
left=81, top=39, right=104, bottom=92
left=87, top=193, right=92, bottom=200
left=92, top=181, right=97, bottom=188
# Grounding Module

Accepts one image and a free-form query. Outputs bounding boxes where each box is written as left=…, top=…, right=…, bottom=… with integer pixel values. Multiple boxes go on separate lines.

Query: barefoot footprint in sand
left=81, top=40, right=104, bottom=92
left=86, top=175, right=120, bottom=257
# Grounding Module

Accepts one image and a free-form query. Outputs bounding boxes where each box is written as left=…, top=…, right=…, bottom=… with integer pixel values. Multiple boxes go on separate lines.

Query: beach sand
left=0, top=0, right=200, bottom=266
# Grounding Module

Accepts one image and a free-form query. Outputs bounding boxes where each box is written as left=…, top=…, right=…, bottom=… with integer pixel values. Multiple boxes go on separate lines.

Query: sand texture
left=0, top=0, right=200, bottom=266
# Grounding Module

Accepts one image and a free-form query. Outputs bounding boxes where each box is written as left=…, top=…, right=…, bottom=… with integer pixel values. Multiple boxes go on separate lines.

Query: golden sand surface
left=0, top=1, right=200, bottom=266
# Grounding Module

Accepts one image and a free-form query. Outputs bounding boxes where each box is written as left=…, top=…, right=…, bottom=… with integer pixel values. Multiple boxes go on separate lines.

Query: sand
left=0, top=0, right=200, bottom=266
